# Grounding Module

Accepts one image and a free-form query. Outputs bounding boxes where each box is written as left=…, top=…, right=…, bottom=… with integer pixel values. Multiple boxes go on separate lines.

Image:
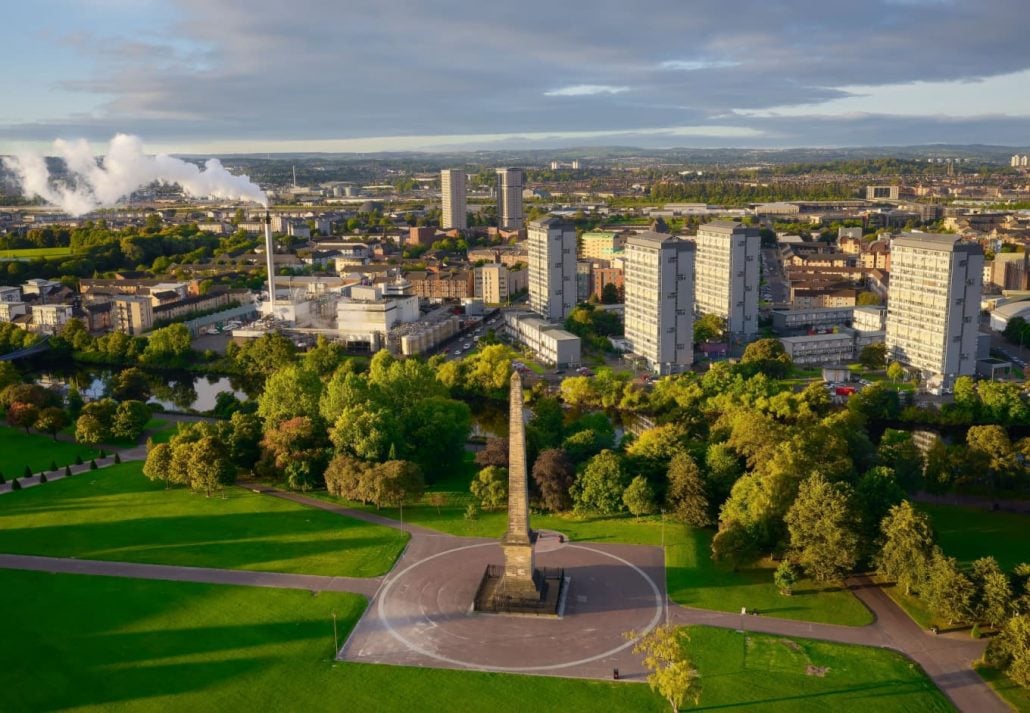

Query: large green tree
left=876, top=501, right=936, bottom=596
left=572, top=450, right=627, bottom=515
left=785, top=474, right=860, bottom=583
left=257, top=365, right=322, bottom=427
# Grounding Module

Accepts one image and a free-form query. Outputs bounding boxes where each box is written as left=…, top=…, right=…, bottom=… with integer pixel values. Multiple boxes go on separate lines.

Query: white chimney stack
left=264, top=211, right=276, bottom=305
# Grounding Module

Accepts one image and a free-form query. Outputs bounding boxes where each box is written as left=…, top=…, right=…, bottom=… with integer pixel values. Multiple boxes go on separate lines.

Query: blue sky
left=3, top=0, right=1030, bottom=153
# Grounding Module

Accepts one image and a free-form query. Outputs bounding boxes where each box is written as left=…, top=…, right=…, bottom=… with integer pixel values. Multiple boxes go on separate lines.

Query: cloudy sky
left=3, top=0, right=1030, bottom=153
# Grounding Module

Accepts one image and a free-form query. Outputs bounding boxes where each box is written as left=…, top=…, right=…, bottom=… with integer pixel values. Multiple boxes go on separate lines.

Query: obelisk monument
left=498, top=370, right=539, bottom=598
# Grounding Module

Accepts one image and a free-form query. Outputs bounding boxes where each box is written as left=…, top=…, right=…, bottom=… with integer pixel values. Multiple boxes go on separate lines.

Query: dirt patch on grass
left=806, top=665, right=830, bottom=677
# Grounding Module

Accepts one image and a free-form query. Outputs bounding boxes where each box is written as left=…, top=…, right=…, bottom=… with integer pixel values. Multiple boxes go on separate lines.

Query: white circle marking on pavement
left=375, top=541, right=664, bottom=672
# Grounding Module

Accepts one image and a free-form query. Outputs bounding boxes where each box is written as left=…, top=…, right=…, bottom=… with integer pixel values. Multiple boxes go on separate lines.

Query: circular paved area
left=369, top=540, right=663, bottom=672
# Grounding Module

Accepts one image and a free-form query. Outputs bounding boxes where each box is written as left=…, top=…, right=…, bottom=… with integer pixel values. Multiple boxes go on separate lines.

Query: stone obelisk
left=498, top=370, right=539, bottom=598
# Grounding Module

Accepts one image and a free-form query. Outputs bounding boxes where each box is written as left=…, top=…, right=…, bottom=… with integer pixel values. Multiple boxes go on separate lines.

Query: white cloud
left=736, top=69, right=1030, bottom=119
left=543, top=84, right=629, bottom=97
left=659, top=59, right=738, bottom=71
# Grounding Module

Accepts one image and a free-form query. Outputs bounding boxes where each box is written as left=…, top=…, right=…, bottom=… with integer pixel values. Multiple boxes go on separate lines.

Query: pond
left=32, top=365, right=256, bottom=413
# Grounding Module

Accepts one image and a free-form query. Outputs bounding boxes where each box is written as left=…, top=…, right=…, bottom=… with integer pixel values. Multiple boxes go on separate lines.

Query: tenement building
left=624, top=232, right=695, bottom=375
left=885, top=233, right=983, bottom=387
left=693, top=221, right=761, bottom=339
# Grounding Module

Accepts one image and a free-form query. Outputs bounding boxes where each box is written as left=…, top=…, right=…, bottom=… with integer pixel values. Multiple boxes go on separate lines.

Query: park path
left=0, top=553, right=382, bottom=597
left=250, top=485, right=1006, bottom=713
left=0, top=467, right=1010, bottom=712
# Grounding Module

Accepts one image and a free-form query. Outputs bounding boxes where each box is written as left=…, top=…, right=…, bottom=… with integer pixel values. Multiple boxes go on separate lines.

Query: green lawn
left=920, top=503, right=1030, bottom=571
left=0, top=462, right=407, bottom=577
left=975, top=664, right=1030, bottom=713
left=0, top=425, right=99, bottom=478
left=0, top=246, right=74, bottom=258
left=685, top=626, right=953, bottom=712
left=0, top=570, right=667, bottom=713
left=668, top=530, right=873, bottom=626
left=315, top=460, right=873, bottom=626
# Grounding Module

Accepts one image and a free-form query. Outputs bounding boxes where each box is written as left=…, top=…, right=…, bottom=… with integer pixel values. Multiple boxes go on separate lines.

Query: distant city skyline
left=3, top=1, right=1030, bottom=153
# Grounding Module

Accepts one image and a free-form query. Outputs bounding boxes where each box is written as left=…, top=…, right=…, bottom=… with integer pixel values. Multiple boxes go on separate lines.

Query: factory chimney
left=264, top=211, right=276, bottom=307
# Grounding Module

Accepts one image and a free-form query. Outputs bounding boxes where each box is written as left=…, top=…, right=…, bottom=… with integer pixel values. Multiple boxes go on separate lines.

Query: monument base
left=472, top=564, right=566, bottom=617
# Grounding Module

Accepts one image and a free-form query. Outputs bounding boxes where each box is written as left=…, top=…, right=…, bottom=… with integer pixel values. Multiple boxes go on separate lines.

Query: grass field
left=920, top=503, right=1030, bottom=571
left=0, top=462, right=407, bottom=577
left=685, top=625, right=952, bottom=712
left=314, top=456, right=873, bottom=627
left=975, top=664, right=1030, bottom=713
left=0, top=246, right=74, bottom=259
left=0, top=570, right=667, bottom=713
left=0, top=424, right=99, bottom=478
left=0, top=570, right=950, bottom=713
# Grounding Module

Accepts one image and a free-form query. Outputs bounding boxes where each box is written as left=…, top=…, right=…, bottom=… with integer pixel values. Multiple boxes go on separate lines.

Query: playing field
left=0, top=462, right=408, bottom=577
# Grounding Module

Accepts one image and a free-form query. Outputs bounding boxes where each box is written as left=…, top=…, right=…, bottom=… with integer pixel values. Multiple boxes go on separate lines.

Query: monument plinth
left=473, top=370, right=565, bottom=615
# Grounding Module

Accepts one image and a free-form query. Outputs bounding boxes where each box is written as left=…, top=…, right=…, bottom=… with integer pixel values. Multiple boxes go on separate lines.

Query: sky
left=3, top=0, right=1030, bottom=154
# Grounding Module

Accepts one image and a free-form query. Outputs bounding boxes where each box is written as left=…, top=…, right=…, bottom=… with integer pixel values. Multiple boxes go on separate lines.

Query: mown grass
left=0, top=570, right=951, bottom=713
left=0, top=246, right=74, bottom=258
left=919, top=503, right=1030, bottom=571
left=685, top=625, right=953, bottom=712
left=0, top=424, right=99, bottom=478
left=975, top=663, right=1030, bottom=713
left=0, top=462, right=407, bottom=577
left=0, top=570, right=667, bottom=713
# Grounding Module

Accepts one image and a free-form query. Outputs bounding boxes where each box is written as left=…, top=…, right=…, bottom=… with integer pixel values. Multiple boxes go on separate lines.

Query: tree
left=330, top=405, right=397, bottom=462
left=623, top=475, right=657, bottom=517
left=526, top=396, right=564, bottom=451
left=969, top=557, right=1013, bottom=629
left=693, top=313, right=726, bottom=344
left=630, top=624, right=700, bottom=712
left=986, top=614, right=1030, bottom=687
left=74, top=413, right=108, bottom=446
left=112, top=400, right=150, bottom=441
left=109, top=367, right=151, bottom=401
left=886, top=361, right=905, bottom=383
left=368, top=460, right=425, bottom=510
left=775, top=561, right=802, bottom=596
left=261, top=416, right=330, bottom=491
left=876, top=430, right=923, bottom=493
left=324, top=453, right=371, bottom=501
left=225, top=412, right=263, bottom=472
left=785, top=474, right=860, bottom=583
left=855, top=466, right=905, bottom=554
left=966, top=425, right=1018, bottom=489
left=571, top=450, right=626, bottom=515
left=922, top=549, right=974, bottom=625
left=463, top=344, right=514, bottom=392
left=666, top=452, right=710, bottom=527
left=470, top=466, right=508, bottom=510
left=142, top=443, right=173, bottom=487
left=475, top=438, right=509, bottom=469
left=141, top=323, right=192, bottom=365
left=532, top=448, right=575, bottom=512
left=403, top=396, right=471, bottom=483
left=740, top=338, right=792, bottom=378
left=600, top=282, right=620, bottom=304
left=302, top=336, right=347, bottom=377
left=877, top=501, right=936, bottom=596
left=187, top=436, right=236, bottom=496
left=33, top=407, right=68, bottom=440
left=257, top=365, right=323, bottom=427
left=858, top=342, right=887, bottom=370
left=319, top=370, right=370, bottom=424
left=6, top=402, right=39, bottom=433
left=0, top=362, right=20, bottom=391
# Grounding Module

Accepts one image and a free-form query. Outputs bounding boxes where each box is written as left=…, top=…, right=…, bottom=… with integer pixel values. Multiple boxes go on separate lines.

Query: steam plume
left=2, top=134, right=267, bottom=215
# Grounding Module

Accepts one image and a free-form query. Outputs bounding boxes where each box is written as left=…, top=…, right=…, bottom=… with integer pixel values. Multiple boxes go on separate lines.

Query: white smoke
left=2, top=134, right=267, bottom=215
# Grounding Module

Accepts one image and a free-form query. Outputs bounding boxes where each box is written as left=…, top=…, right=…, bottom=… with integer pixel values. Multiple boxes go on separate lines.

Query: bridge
left=0, top=336, right=52, bottom=362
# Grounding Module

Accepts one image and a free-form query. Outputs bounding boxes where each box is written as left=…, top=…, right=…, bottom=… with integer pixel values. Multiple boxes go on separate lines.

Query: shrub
left=75, top=455, right=83, bottom=465
left=0, top=472, right=5, bottom=485
left=39, top=473, right=47, bottom=483
left=89, top=459, right=98, bottom=470
left=64, top=465, right=72, bottom=477
left=11, top=478, right=21, bottom=491
left=114, top=452, right=121, bottom=464
left=50, top=460, right=57, bottom=471
left=23, top=465, right=32, bottom=478
left=99, top=449, right=107, bottom=458
left=464, top=502, right=480, bottom=520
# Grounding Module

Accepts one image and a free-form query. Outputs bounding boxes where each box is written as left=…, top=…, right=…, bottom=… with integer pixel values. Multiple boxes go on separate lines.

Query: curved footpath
left=0, top=451, right=1010, bottom=712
